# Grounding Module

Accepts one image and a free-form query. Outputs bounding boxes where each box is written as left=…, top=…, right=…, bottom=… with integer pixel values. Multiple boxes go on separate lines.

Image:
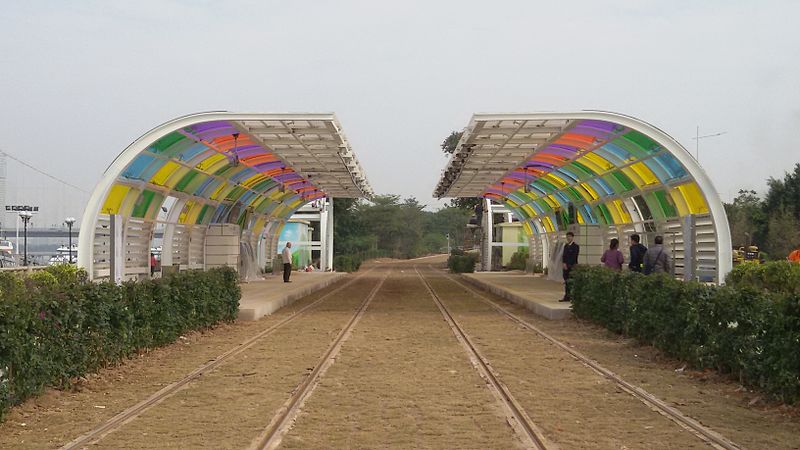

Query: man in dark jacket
left=628, top=234, right=648, bottom=272
left=561, top=231, right=579, bottom=302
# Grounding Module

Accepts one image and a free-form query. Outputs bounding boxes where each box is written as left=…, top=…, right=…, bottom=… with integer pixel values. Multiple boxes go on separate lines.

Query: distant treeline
left=333, top=196, right=471, bottom=261
left=725, top=163, right=800, bottom=259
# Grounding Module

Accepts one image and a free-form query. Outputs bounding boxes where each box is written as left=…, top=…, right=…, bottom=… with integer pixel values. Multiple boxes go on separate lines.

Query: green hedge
left=570, top=265, right=800, bottom=403
left=0, top=265, right=240, bottom=420
left=334, top=255, right=362, bottom=272
left=507, top=249, right=529, bottom=271
left=448, top=254, right=477, bottom=273
left=725, top=261, right=800, bottom=295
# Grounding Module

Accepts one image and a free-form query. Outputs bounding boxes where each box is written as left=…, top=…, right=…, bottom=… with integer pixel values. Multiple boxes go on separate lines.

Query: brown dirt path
left=434, top=264, right=800, bottom=449
left=423, top=267, right=709, bottom=449
left=281, top=270, right=525, bottom=449
left=92, top=270, right=384, bottom=449
left=0, top=272, right=360, bottom=449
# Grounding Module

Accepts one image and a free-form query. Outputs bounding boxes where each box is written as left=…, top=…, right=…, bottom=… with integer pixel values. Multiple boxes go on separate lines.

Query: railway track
left=422, top=265, right=744, bottom=450
left=250, top=269, right=390, bottom=450
left=60, top=267, right=380, bottom=450
left=415, top=267, right=554, bottom=450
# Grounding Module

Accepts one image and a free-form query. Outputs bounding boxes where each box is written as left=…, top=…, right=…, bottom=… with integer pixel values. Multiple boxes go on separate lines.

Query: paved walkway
left=461, top=271, right=571, bottom=319
left=238, top=271, right=347, bottom=320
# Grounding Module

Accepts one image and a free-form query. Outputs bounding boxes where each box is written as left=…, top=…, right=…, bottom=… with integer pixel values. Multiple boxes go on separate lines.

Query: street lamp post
left=19, top=211, right=32, bottom=266
left=691, top=126, right=727, bottom=163
left=64, top=217, right=76, bottom=264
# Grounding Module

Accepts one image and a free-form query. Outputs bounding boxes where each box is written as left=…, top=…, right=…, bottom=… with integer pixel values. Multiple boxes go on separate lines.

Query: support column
left=682, top=214, right=696, bottom=281
left=109, top=214, right=123, bottom=284
left=324, top=198, right=334, bottom=271
left=481, top=198, right=493, bottom=271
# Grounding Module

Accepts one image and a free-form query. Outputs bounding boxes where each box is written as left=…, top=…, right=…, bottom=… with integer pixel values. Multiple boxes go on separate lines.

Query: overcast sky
left=1, top=0, right=798, bottom=228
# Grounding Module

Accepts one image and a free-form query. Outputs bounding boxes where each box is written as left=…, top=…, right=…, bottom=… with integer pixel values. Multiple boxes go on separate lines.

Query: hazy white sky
left=1, top=0, right=799, bottom=227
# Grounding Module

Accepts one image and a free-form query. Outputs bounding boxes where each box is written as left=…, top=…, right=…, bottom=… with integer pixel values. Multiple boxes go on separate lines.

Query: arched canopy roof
left=79, top=111, right=372, bottom=276
left=434, top=111, right=731, bottom=280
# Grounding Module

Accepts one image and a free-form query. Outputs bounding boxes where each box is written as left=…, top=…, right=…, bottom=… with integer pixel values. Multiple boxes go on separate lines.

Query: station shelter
left=78, top=112, right=372, bottom=281
left=434, top=111, right=732, bottom=283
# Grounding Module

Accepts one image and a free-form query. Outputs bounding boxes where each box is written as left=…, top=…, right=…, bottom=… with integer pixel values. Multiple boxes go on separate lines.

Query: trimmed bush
left=448, top=254, right=476, bottom=273
left=507, top=249, right=529, bottom=271
left=725, top=260, right=800, bottom=294
left=570, top=265, right=800, bottom=403
left=334, top=255, right=362, bottom=272
left=0, top=265, right=240, bottom=420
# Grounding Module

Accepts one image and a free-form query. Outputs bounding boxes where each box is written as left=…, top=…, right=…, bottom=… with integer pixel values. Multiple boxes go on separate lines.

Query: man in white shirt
left=282, top=242, right=293, bottom=283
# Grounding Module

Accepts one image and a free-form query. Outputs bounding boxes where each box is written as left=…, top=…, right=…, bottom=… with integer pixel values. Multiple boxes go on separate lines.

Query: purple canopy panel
left=254, top=161, right=285, bottom=172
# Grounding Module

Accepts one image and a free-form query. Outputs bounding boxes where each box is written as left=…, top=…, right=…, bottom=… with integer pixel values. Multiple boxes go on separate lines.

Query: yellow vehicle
left=733, top=246, right=762, bottom=265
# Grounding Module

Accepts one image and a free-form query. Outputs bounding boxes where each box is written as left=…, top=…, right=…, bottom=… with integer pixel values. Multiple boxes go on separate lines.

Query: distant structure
left=0, top=154, right=6, bottom=230
left=434, top=111, right=732, bottom=283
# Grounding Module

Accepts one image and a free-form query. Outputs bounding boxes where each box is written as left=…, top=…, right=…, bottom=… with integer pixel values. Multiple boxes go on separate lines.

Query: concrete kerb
left=238, top=273, right=348, bottom=321
left=460, top=274, right=572, bottom=320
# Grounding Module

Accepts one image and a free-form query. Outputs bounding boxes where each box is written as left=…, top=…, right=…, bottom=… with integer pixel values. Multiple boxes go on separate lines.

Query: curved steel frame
left=436, top=111, right=732, bottom=282
left=79, top=111, right=371, bottom=279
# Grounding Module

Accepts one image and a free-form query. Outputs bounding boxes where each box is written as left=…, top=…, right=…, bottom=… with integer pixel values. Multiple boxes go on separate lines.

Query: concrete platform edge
left=460, top=274, right=572, bottom=320
left=237, top=273, right=348, bottom=321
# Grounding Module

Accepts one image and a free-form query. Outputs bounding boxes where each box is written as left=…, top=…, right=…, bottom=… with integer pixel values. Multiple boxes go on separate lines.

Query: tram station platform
left=238, top=272, right=347, bottom=321
left=461, top=272, right=572, bottom=320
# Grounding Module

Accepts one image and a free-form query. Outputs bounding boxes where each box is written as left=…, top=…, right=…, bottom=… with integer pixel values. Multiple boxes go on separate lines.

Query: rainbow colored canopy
left=434, top=111, right=731, bottom=280
left=79, top=112, right=372, bottom=279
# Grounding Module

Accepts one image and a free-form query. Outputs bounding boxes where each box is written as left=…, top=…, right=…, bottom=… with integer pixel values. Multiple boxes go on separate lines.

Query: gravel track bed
left=281, top=270, right=525, bottom=449
left=424, top=268, right=708, bottom=449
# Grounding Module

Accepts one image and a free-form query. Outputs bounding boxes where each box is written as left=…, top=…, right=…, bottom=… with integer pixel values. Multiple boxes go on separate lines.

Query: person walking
left=561, top=231, right=580, bottom=302
left=628, top=234, right=648, bottom=272
left=643, top=235, right=670, bottom=274
left=601, top=238, right=624, bottom=271
left=282, top=242, right=293, bottom=283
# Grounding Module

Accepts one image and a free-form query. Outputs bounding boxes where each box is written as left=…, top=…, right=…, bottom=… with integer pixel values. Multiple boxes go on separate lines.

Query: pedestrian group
left=560, top=233, right=671, bottom=302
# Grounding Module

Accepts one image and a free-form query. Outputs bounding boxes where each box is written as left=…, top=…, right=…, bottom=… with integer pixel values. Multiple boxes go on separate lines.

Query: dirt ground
left=1, top=259, right=798, bottom=449
left=427, top=264, right=800, bottom=449
left=281, top=270, right=525, bottom=450
left=0, top=273, right=363, bottom=449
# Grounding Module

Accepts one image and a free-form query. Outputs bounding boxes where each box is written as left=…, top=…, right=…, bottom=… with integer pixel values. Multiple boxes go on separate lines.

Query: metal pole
left=695, top=125, right=699, bottom=161
left=68, top=223, right=73, bottom=263
left=23, top=218, right=28, bottom=266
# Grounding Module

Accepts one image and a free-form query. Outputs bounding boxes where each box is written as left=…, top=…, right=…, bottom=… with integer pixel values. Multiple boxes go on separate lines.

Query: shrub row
left=570, top=265, right=800, bottom=403
left=725, top=261, right=800, bottom=295
left=0, top=265, right=240, bottom=420
left=448, top=253, right=477, bottom=273
left=507, top=249, right=529, bottom=271
left=333, top=255, right=362, bottom=272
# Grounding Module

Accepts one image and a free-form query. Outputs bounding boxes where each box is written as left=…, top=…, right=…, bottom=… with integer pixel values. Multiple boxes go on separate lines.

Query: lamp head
left=19, top=211, right=32, bottom=220
left=64, top=217, right=76, bottom=226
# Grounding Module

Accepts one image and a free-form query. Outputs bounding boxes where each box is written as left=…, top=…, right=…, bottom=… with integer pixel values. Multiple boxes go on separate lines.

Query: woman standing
left=601, top=238, right=624, bottom=271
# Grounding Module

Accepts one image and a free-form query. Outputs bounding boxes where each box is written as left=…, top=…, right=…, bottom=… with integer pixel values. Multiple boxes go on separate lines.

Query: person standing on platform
left=643, top=235, right=670, bottom=275
left=628, top=234, right=648, bottom=273
left=282, top=242, right=293, bottom=283
left=601, top=238, right=624, bottom=271
left=561, top=231, right=580, bottom=302
left=150, top=253, right=158, bottom=277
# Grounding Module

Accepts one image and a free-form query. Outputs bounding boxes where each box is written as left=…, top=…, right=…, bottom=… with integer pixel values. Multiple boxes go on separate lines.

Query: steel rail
left=60, top=267, right=378, bottom=450
left=415, top=267, right=553, bottom=450
left=430, top=266, right=743, bottom=450
left=251, top=268, right=390, bottom=450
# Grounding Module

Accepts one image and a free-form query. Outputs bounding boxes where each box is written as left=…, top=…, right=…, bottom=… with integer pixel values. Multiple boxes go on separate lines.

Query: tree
left=439, top=130, right=481, bottom=211
left=764, top=208, right=800, bottom=259
left=441, top=131, right=463, bottom=154
left=724, top=189, right=767, bottom=248
left=764, top=163, right=800, bottom=221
